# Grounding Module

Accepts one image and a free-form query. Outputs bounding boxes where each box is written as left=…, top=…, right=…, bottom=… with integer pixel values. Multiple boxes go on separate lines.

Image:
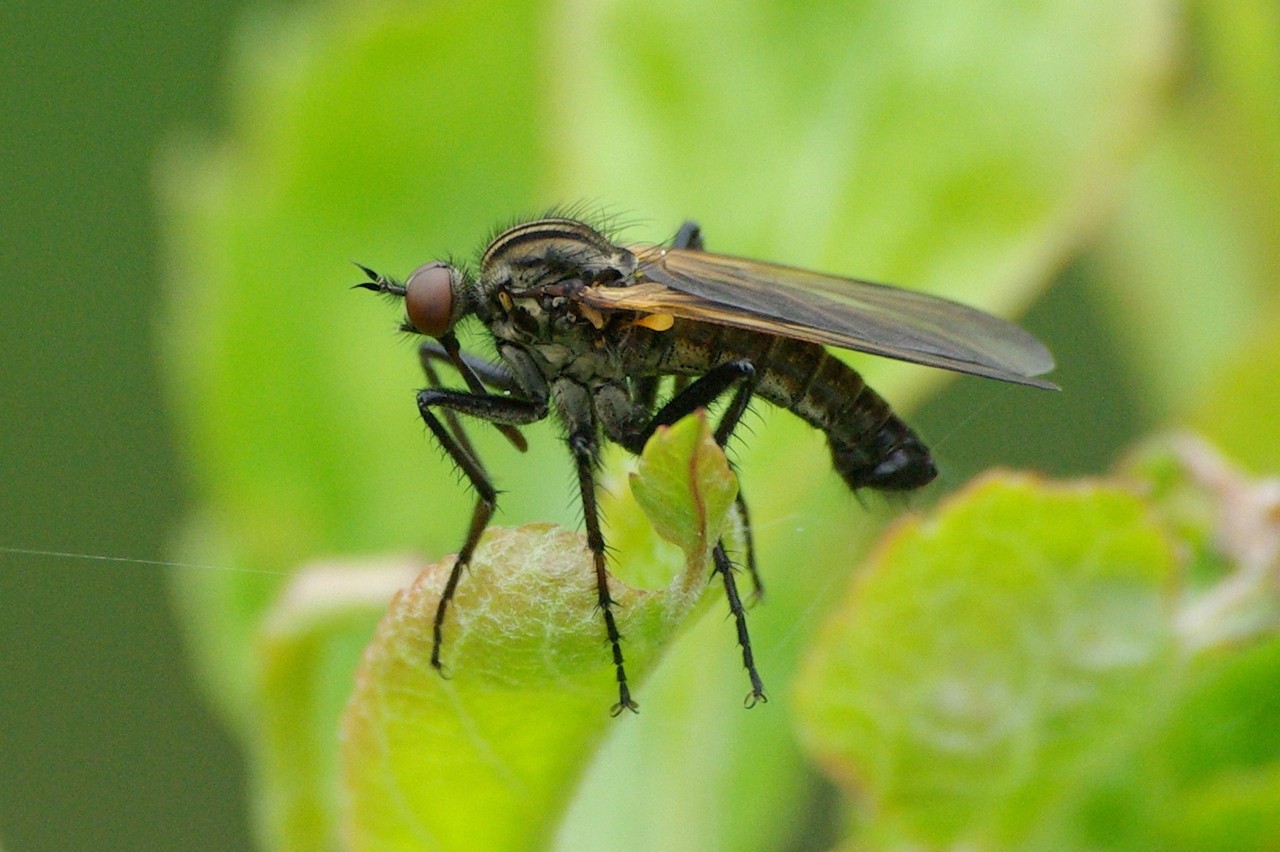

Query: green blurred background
left=2, top=0, right=1277, bottom=849
left=1, top=1, right=256, bottom=850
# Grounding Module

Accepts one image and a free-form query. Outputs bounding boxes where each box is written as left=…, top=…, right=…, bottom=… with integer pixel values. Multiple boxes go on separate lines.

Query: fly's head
left=354, top=261, right=473, bottom=340
left=354, top=218, right=638, bottom=352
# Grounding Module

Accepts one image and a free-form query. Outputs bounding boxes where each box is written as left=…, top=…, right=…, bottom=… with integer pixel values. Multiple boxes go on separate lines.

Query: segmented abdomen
left=644, top=321, right=937, bottom=491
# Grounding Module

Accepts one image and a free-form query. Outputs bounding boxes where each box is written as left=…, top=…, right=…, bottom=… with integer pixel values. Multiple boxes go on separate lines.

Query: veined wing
left=582, top=246, right=1056, bottom=389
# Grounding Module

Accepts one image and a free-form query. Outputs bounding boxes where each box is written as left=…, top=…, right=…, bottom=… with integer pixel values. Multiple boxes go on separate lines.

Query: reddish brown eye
left=404, top=263, right=454, bottom=337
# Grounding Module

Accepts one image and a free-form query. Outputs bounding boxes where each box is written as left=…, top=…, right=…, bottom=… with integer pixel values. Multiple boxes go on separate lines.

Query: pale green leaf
left=340, top=415, right=734, bottom=850
left=793, top=475, right=1179, bottom=847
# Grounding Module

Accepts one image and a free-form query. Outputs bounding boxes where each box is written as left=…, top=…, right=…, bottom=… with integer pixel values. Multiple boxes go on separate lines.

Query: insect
left=357, top=216, right=1055, bottom=714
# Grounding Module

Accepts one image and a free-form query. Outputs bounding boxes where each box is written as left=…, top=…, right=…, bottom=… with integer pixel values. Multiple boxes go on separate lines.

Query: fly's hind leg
left=670, top=220, right=761, bottom=600
left=631, top=358, right=768, bottom=707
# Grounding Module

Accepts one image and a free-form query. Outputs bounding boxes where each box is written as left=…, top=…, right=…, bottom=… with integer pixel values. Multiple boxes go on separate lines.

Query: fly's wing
left=581, top=246, right=1056, bottom=389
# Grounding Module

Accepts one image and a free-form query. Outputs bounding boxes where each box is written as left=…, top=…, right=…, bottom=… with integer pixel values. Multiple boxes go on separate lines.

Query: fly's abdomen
left=652, top=322, right=937, bottom=492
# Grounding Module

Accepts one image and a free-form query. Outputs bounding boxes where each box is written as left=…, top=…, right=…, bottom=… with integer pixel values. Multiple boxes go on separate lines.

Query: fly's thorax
left=485, top=284, right=612, bottom=352
left=474, top=217, right=643, bottom=376
left=477, top=218, right=638, bottom=309
left=484, top=291, right=638, bottom=387
left=551, top=344, right=631, bottom=385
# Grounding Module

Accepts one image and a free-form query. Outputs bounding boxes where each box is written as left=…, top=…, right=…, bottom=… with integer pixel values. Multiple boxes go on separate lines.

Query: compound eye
left=403, top=263, right=454, bottom=337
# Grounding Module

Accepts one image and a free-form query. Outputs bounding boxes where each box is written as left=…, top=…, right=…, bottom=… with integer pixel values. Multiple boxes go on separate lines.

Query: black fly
left=357, top=217, right=1055, bottom=714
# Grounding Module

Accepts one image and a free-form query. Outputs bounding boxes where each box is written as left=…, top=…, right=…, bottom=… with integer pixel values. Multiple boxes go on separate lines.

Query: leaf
left=792, top=474, right=1179, bottom=847
left=1121, top=434, right=1280, bottom=650
left=629, top=412, right=739, bottom=556
left=1189, top=306, right=1280, bottom=476
left=339, top=414, right=735, bottom=850
left=1087, top=3, right=1280, bottom=414
left=257, top=558, right=421, bottom=850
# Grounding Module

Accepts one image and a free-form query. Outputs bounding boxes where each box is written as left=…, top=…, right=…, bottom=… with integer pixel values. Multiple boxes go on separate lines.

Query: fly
left=356, top=216, right=1056, bottom=714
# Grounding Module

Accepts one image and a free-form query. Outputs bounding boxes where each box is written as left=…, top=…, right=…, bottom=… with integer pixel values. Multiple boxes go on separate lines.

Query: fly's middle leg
left=555, top=378, right=638, bottom=715
left=571, top=426, right=638, bottom=717
left=419, top=339, right=520, bottom=394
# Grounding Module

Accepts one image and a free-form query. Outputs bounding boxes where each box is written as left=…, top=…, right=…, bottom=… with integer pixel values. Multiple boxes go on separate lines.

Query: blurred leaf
left=1162, top=637, right=1280, bottom=785
left=1121, top=440, right=1233, bottom=581
left=1121, top=434, right=1280, bottom=647
left=1088, top=1, right=1280, bottom=415
left=1189, top=305, right=1280, bottom=474
left=1165, top=762, right=1280, bottom=852
left=340, top=415, right=733, bottom=850
left=257, top=559, right=419, bottom=850
left=793, top=475, right=1179, bottom=847
left=549, top=0, right=1173, bottom=338
left=1072, top=636, right=1280, bottom=850
left=1121, top=438, right=1280, bottom=846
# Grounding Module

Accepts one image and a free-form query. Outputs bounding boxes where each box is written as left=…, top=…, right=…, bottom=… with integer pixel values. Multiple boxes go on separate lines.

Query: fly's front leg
left=418, top=347, right=484, bottom=472
left=629, top=359, right=768, bottom=707
left=416, top=387, right=546, bottom=673
left=419, top=338, right=528, bottom=454
left=556, top=379, right=638, bottom=716
left=419, top=340, right=519, bottom=393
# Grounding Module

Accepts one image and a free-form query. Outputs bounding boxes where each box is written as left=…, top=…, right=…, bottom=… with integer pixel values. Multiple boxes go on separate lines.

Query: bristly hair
left=472, top=202, right=645, bottom=267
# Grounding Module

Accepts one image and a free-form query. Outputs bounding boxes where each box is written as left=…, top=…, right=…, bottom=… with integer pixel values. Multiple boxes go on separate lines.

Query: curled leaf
left=340, top=414, right=735, bottom=850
